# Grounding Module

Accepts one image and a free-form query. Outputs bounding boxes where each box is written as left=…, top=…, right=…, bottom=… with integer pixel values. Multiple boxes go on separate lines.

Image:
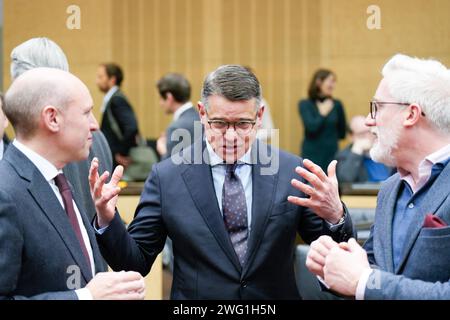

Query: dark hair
left=157, top=73, right=191, bottom=103
left=307, top=69, right=335, bottom=101
left=201, top=65, right=261, bottom=109
left=101, top=63, right=124, bottom=87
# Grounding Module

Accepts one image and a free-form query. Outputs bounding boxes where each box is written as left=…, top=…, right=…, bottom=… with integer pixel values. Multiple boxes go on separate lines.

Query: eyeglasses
left=206, top=112, right=257, bottom=135
left=369, top=101, right=425, bottom=119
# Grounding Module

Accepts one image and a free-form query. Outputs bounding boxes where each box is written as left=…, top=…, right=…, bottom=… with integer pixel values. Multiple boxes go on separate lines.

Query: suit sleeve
left=364, top=269, right=450, bottom=299
left=0, top=190, right=77, bottom=300
left=96, top=164, right=167, bottom=276
left=109, top=95, right=138, bottom=156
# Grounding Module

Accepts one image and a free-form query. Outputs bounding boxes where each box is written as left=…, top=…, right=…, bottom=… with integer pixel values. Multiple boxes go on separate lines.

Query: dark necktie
left=222, top=164, right=248, bottom=266
left=54, top=173, right=92, bottom=273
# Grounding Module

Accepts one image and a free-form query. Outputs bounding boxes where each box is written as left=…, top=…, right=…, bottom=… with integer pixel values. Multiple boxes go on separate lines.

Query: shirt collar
left=173, top=102, right=193, bottom=121
left=101, top=85, right=119, bottom=113
left=399, top=143, right=450, bottom=192
left=0, top=140, right=4, bottom=160
left=205, top=138, right=253, bottom=167
left=13, top=139, right=61, bottom=182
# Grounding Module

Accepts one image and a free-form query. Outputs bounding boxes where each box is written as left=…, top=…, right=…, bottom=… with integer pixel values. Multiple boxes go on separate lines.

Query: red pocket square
left=423, top=214, right=447, bottom=228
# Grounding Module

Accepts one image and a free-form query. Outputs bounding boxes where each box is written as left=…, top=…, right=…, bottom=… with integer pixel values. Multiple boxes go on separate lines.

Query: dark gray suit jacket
left=363, top=165, right=450, bottom=299
left=96, top=141, right=354, bottom=299
left=163, top=106, right=200, bottom=160
left=0, top=145, right=105, bottom=300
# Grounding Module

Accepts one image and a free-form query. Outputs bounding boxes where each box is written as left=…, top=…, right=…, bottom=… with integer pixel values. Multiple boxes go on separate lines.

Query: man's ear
left=256, top=106, right=265, bottom=128
left=198, top=102, right=207, bottom=124
left=404, top=104, right=423, bottom=128
left=42, top=105, right=61, bottom=133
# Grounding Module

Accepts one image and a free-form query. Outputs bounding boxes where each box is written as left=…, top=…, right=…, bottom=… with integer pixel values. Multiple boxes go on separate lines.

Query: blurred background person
left=97, top=63, right=139, bottom=168
left=10, top=37, right=113, bottom=221
left=0, top=94, right=9, bottom=159
left=156, top=73, right=199, bottom=160
left=299, top=69, right=347, bottom=171
left=336, top=115, right=393, bottom=183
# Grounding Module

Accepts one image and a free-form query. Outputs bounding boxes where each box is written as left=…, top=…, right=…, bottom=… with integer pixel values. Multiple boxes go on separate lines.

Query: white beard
left=370, top=125, right=401, bottom=167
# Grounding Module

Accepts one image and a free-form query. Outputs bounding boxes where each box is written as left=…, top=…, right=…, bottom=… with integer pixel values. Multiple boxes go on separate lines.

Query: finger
left=308, top=249, right=326, bottom=266
left=295, top=166, right=324, bottom=190
left=89, top=158, right=99, bottom=191
left=287, top=195, right=315, bottom=208
left=94, top=171, right=110, bottom=199
left=327, top=160, right=338, bottom=184
left=100, top=185, right=121, bottom=203
left=318, top=235, right=339, bottom=250
left=291, top=179, right=316, bottom=197
left=115, top=271, right=143, bottom=282
left=305, top=257, right=324, bottom=274
left=110, top=165, right=124, bottom=186
left=303, top=159, right=328, bottom=182
left=311, top=241, right=333, bottom=257
left=116, top=279, right=146, bottom=294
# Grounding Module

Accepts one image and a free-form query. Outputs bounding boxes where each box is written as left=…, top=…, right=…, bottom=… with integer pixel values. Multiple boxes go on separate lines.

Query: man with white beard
left=302, top=54, right=450, bottom=299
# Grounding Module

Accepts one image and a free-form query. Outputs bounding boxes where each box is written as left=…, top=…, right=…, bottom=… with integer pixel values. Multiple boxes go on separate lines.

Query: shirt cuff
left=325, top=211, right=346, bottom=231
left=355, top=268, right=373, bottom=300
left=75, top=288, right=94, bottom=300
left=93, top=218, right=109, bottom=235
left=316, top=275, right=330, bottom=289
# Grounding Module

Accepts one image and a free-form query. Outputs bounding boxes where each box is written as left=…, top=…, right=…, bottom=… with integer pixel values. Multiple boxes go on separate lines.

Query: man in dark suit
left=97, top=63, right=139, bottom=168
left=10, top=37, right=113, bottom=221
left=90, top=65, right=354, bottom=299
left=155, top=73, right=200, bottom=160
left=0, top=94, right=8, bottom=160
left=307, top=54, right=450, bottom=299
left=0, top=68, right=145, bottom=300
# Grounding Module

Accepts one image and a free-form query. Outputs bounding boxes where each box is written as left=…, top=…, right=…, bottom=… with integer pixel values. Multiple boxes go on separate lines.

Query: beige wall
left=4, top=0, right=450, bottom=154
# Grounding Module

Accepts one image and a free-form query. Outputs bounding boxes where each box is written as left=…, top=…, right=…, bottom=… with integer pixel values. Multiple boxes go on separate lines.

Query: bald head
left=4, top=68, right=91, bottom=139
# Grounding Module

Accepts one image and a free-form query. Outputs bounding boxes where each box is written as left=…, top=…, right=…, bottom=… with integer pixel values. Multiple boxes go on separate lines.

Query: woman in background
left=298, top=69, right=347, bottom=171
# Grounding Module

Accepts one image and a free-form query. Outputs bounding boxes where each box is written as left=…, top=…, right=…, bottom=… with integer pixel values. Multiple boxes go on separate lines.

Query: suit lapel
left=181, top=155, right=242, bottom=272
left=7, top=145, right=93, bottom=282
left=395, top=163, right=450, bottom=273
left=376, top=178, right=402, bottom=273
left=241, top=160, right=276, bottom=276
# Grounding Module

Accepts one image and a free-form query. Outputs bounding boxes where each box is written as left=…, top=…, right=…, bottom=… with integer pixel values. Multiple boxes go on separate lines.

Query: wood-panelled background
left=4, top=0, right=450, bottom=154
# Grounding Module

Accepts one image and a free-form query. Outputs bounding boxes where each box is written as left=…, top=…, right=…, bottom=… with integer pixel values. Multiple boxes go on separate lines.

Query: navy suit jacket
left=0, top=145, right=105, bottom=300
left=97, top=141, right=354, bottom=299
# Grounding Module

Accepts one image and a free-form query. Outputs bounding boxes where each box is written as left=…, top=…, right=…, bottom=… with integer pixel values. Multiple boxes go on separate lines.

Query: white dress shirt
left=173, top=102, right=194, bottom=121
left=100, top=85, right=119, bottom=113
left=13, top=140, right=95, bottom=300
left=0, top=140, right=4, bottom=160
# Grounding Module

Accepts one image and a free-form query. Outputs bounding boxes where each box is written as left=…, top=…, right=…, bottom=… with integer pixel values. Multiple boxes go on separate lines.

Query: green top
left=298, top=98, right=347, bottom=171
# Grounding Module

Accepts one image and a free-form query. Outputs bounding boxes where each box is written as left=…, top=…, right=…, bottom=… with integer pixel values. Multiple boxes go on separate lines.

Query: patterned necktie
left=54, top=173, right=92, bottom=273
left=222, top=163, right=248, bottom=266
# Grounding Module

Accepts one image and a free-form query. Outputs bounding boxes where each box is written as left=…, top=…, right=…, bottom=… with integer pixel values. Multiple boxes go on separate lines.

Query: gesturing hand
left=89, top=157, right=123, bottom=228
left=288, top=159, right=343, bottom=224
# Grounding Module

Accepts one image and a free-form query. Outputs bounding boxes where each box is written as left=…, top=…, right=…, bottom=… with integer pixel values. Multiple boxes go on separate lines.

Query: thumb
left=347, top=238, right=361, bottom=252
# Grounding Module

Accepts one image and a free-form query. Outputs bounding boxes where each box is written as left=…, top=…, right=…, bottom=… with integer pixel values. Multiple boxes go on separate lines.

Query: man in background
left=97, top=63, right=139, bottom=168
left=156, top=73, right=199, bottom=160
left=336, top=115, right=392, bottom=183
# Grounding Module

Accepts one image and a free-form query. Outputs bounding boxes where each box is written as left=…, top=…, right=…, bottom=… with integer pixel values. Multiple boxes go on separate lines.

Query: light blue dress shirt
left=206, top=140, right=253, bottom=234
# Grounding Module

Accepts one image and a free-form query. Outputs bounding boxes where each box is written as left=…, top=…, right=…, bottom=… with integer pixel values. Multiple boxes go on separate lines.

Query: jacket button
left=241, top=281, right=248, bottom=288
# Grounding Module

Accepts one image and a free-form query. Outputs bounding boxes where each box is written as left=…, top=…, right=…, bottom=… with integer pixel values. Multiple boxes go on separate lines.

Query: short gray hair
left=10, top=37, right=69, bottom=80
left=4, top=68, right=75, bottom=138
left=201, top=65, right=262, bottom=110
left=382, top=54, right=450, bottom=134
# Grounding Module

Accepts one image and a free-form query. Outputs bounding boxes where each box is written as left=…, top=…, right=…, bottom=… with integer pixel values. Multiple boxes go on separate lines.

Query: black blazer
left=0, top=145, right=105, bottom=299
left=97, top=141, right=354, bottom=299
left=100, top=90, right=138, bottom=158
